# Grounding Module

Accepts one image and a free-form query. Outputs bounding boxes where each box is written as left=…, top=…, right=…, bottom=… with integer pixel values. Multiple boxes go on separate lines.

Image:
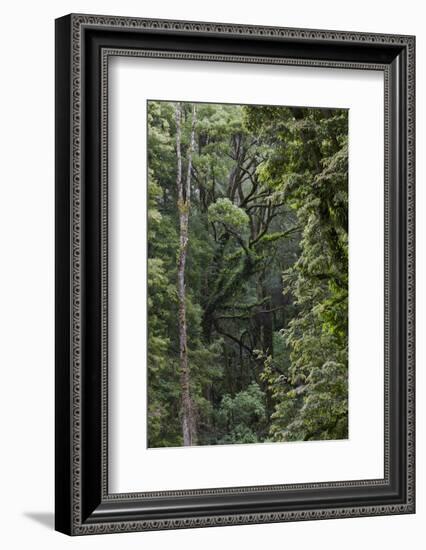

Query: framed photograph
left=55, top=13, right=415, bottom=535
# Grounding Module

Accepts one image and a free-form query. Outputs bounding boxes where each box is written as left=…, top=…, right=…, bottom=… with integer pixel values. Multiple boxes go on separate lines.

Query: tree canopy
left=147, top=100, right=348, bottom=447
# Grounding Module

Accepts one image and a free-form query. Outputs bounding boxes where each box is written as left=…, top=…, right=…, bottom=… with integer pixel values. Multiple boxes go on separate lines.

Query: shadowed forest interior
left=147, top=100, right=349, bottom=448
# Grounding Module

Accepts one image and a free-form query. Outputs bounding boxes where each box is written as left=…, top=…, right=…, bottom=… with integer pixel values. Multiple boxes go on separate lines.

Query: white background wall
left=0, top=0, right=423, bottom=548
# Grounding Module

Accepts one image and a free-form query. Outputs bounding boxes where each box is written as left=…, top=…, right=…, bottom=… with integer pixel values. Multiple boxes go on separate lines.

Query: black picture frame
left=55, top=13, right=415, bottom=535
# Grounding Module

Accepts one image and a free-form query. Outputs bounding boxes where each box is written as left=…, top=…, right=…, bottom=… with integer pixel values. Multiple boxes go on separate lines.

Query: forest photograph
left=147, top=99, right=349, bottom=448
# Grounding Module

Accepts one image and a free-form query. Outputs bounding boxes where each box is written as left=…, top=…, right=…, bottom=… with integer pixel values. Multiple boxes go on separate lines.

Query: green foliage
left=215, top=383, right=267, bottom=444
left=246, top=105, right=349, bottom=442
left=147, top=100, right=348, bottom=447
left=208, top=198, right=250, bottom=232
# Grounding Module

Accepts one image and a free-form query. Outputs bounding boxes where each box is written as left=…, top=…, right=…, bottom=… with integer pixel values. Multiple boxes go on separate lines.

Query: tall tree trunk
left=175, top=102, right=197, bottom=446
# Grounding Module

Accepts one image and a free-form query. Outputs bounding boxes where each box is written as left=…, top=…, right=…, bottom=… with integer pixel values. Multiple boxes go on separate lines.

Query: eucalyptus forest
left=147, top=100, right=349, bottom=448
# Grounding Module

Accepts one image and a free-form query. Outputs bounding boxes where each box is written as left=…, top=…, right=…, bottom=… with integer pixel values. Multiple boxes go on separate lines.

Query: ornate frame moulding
left=55, top=13, right=415, bottom=535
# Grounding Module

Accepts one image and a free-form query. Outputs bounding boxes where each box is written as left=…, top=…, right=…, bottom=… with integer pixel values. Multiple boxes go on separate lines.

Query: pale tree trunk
left=175, top=102, right=197, bottom=446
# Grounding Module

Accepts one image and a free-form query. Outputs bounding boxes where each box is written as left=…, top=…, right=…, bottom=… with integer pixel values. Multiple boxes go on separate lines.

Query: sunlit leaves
left=208, top=198, right=250, bottom=232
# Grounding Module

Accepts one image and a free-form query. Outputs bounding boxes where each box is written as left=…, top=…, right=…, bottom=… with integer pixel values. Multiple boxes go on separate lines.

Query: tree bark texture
left=175, top=103, right=197, bottom=446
